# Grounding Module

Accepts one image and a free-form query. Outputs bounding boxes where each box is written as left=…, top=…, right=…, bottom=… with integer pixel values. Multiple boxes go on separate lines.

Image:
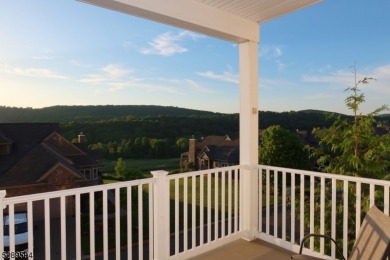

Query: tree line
left=88, top=137, right=188, bottom=159
left=59, top=112, right=338, bottom=159
left=0, top=105, right=220, bottom=123
left=2, top=104, right=389, bottom=161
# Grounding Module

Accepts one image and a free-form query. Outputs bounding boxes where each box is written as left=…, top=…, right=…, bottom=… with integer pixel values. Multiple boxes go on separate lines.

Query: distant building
left=0, top=123, right=101, bottom=197
left=181, top=135, right=239, bottom=170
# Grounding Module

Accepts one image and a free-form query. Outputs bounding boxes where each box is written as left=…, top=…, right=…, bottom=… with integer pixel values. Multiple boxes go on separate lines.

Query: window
left=83, top=169, right=91, bottom=180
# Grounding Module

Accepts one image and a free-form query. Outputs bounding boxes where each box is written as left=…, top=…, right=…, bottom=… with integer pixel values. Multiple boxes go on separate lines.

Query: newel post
left=0, top=190, right=6, bottom=256
left=151, top=170, right=169, bottom=260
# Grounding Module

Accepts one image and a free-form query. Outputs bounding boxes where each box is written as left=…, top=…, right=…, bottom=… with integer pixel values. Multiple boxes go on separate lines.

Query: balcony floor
left=190, top=238, right=293, bottom=260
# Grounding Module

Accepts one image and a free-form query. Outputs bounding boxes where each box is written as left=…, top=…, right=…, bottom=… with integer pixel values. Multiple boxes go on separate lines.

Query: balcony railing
left=1, top=165, right=389, bottom=259
left=257, top=165, right=390, bottom=259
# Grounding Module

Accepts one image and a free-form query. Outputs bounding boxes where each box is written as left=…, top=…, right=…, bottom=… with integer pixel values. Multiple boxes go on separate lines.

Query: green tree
left=124, top=167, right=142, bottom=180
left=176, top=137, right=188, bottom=152
left=310, top=69, right=390, bottom=179
left=114, top=157, right=126, bottom=179
left=259, top=125, right=309, bottom=169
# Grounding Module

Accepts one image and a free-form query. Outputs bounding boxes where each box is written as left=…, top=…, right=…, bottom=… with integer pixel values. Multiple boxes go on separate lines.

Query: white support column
left=239, top=39, right=259, bottom=241
left=151, top=170, right=169, bottom=260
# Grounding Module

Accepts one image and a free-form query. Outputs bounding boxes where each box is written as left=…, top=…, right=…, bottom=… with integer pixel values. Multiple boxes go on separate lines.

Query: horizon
left=2, top=104, right=387, bottom=117
left=1, top=1, right=390, bottom=115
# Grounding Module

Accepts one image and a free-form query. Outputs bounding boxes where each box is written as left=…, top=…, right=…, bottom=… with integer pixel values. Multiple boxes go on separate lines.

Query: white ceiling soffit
left=79, top=0, right=322, bottom=43
left=195, top=0, right=322, bottom=23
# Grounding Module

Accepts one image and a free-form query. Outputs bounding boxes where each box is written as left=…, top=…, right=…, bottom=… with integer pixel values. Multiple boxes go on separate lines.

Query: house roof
left=0, top=144, right=83, bottom=187
left=0, top=123, right=60, bottom=173
left=44, top=132, right=86, bottom=156
left=0, top=123, right=97, bottom=188
left=197, top=135, right=239, bottom=163
left=199, top=145, right=239, bottom=163
left=196, top=135, right=239, bottom=150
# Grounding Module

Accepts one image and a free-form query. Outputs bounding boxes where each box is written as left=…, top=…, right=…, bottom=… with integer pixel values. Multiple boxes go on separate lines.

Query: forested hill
left=0, top=105, right=218, bottom=123
left=3, top=105, right=389, bottom=142
left=2, top=105, right=389, bottom=159
left=0, top=105, right=340, bottom=130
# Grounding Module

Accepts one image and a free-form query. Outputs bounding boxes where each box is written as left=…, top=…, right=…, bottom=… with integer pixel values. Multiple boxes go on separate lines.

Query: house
left=181, top=135, right=239, bottom=170
left=0, top=123, right=101, bottom=197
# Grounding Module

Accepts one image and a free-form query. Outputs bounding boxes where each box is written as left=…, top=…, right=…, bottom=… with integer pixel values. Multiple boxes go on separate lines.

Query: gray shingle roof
left=0, top=123, right=97, bottom=188
left=196, top=135, right=239, bottom=163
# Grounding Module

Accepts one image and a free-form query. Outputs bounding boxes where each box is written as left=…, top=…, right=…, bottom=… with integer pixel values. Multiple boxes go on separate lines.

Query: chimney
left=78, top=132, right=87, bottom=143
left=188, top=136, right=196, bottom=164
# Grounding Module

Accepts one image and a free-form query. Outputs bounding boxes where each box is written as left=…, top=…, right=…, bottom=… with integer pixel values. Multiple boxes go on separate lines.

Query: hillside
left=0, top=105, right=219, bottom=123
left=2, top=105, right=389, bottom=159
left=2, top=105, right=389, bottom=143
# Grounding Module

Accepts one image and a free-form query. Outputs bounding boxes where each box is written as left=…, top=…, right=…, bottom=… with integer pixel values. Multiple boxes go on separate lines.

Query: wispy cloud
left=102, top=64, right=133, bottom=78
left=185, top=79, right=214, bottom=94
left=275, top=60, right=286, bottom=71
left=70, top=60, right=92, bottom=68
left=259, top=45, right=283, bottom=59
left=302, top=69, right=353, bottom=86
left=303, top=93, right=334, bottom=100
left=196, top=67, right=239, bottom=84
left=82, top=68, right=203, bottom=96
left=122, top=41, right=137, bottom=52
left=302, top=64, right=390, bottom=93
left=0, top=63, right=68, bottom=79
left=107, top=80, right=180, bottom=95
left=33, top=49, right=56, bottom=60
left=80, top=64, right=133, bottom=84
left=33, top=55, right=56, bottom=60
left=361, top=64, right=390, bottom=95
left=259, top=45, right=286, bottom=70
left=140, top=30, right=203, bottom=56
left=261, top=78, right=300, bottom=89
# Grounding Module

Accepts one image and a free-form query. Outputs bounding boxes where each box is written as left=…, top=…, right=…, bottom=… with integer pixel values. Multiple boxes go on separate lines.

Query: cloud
left=0, top=63, right=68, bottom=79
left=303, top=67, right=369, bottom=86
left=185, top=79, right=214, bottom=93
left=107, top=76, right=215, bottom=96
left=33, top=55, right=56, bottom=60
left=122, top=41, right=136, bottom=52
left=140, top=30, right=203, bottom=56
left=302, top=64, right=390, bottom=94
left=70, top=60, right=92, bottom=68
left=196, top=68, right=239, bottom=84
left=33, top=49, right=56, bottom=60
left=259, top=45, right=283, bottom=59
left=102, top=64, right=133, bottom=78
left=303, top=93, right=334, bottom=100
left=260, top=78, right=300, bottom=89
left=81, top=69, right=187, bottom=95
left=107, top=80, right=180, bottom=95
left=275, top=60, right=286, bottom=71
left=302, top=70, right=352, bottom=86
left=80, top=64, right=133, bottom=84
left=259, top=45, right=286, bottom=70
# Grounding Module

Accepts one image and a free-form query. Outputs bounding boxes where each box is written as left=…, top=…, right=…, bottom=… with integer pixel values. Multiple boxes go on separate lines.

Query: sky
left=1, top=0, right=390, bottom=115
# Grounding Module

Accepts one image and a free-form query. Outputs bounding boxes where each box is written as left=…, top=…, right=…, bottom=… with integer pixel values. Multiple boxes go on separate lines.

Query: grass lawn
left=103, top=179, right=120, bottom=184
left=100, top=157, right=180, bottom=177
